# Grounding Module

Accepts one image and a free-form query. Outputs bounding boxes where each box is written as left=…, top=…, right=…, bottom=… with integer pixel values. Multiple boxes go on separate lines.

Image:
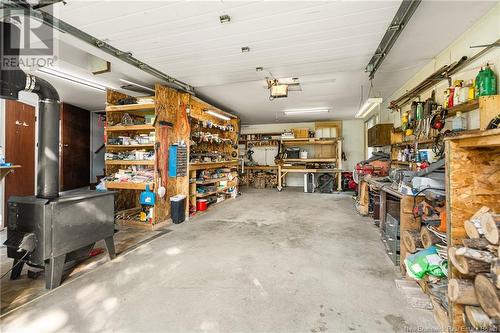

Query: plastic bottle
left=468, top=79, right=475, bottom=100
left=481, top=64, right=497, bottom=96
left=475, top=67, right=484, bottom=98
left=452, top=111, right=467, bottom=132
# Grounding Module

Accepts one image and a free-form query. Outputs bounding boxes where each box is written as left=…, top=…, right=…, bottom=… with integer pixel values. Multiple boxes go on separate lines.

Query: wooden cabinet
left=367, top=123, right=393, bottom=147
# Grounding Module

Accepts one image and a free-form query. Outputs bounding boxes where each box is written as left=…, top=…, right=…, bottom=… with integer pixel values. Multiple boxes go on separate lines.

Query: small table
left=0, top=165, right=21, bottom=181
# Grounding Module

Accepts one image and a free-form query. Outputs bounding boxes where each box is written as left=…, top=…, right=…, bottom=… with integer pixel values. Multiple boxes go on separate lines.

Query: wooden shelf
left=196, top=187, right=228, bottom=198
left=105, top=124, right=155, bottom=132
left=283, top=158, right=337, bottom=162
left=105, top=103, right=156, bottom=112
left=106, top=144, right=155, bottom=149
left=105, top=160, right=154, bottom=166
left=0, top=165, right=21, bottom=180
left=281, top=138, right=341, bottom=145
left=189, top=160, right=239, bottom=171
left=106, top=182, right=154, bottom=190
left=446, top=99, right=479, bottom=117
left=280, top=168, right=342, bottom=173
left=195, top=177, right=227, bottom=185
left=391, top=160, right=410, bottom=165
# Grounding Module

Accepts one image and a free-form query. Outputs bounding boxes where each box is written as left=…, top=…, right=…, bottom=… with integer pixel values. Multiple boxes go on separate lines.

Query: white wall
left=241, top=121, right=364, bottom=186
left=379, top=4, right=500, bottom=129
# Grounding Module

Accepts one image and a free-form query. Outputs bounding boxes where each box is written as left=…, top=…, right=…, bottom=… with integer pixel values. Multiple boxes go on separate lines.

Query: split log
left=464, top=306, right=495, bottom=330
left=448, top=278, right=479, bottom=305
left=455, top=247, right=495, bottom=263
left=449, top=247, right=491, bottom=275
left=465, top=219, right=484, bottom=239
left=420, top=227, right=442, bottom=248
left=492, top=259, right=500, bottom=290
left=480, top=213, right=500, bottom=245
left=463, top=238, right=494, bottom=251
left=475, top=274, right=500, bottom=320
left=402, top=230, right=423, bottom=253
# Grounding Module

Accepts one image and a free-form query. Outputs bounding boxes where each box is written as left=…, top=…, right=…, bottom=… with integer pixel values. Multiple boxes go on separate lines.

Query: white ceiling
left=35, top=0, right=497, bottom=123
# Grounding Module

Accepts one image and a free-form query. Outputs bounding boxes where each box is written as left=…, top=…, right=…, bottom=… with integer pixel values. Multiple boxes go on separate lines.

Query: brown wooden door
left=4, top=100, right=36, bottom=218
left=60, top=103, right=90, bottom=191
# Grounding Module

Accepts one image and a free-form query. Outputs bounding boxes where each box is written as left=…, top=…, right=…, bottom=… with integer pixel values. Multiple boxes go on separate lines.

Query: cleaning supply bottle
left=468, top=79, right=475, bottom=101
left=481, top=64, right=497, bottom=96
left=452, top=111, right=466, bottom=132
left=475, top=67, right=484, bottom=98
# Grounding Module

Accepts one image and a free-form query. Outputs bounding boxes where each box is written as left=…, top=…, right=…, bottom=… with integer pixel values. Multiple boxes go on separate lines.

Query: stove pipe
left=1, top=21, right=61, bottom=199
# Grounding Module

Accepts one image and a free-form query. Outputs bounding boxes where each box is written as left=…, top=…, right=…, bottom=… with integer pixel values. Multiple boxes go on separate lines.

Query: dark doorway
left=60, top=103, right=90, bottom=191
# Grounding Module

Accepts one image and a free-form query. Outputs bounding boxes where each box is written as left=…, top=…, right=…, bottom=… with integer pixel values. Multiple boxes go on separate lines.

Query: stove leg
left=45, top=254, right=65, bottom=289
left=10, top=259, right=25, bottom=280
left=104, top=236, right=116, bottom=260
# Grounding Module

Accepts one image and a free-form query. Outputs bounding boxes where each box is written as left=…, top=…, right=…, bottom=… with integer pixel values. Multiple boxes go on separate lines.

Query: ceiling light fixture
left=37, top=67, right=108, bottom=92
left=205, top=109, right=231, bottom=121
left=119, top=79, right=155, bottom=93
left=355, top=97, right=383, bottom=118
left=283, top=108, right=330, bottom=116
left=219, top=14, right=231, bottom=23
left=241, top=46, right=250, bottom=53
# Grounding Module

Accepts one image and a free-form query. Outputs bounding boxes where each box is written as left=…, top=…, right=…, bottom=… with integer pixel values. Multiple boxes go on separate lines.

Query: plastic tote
left=170, top=195, right=186, bottom=224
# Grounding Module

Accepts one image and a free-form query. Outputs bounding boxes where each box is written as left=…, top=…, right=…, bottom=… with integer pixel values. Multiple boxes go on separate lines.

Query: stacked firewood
left=447, top=206, right=500, bottom=330
left=402, top=224, right=447, bottom=255
left=249, top=172, right=277, bottom=188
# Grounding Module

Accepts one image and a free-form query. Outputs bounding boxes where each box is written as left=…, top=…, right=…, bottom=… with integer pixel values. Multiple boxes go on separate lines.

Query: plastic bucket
left=196, top=199, right=208, bottom=211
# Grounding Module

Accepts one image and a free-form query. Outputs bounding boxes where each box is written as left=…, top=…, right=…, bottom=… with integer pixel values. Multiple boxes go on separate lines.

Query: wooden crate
left=445, top=129, right=500, bottom=331
left=479, top=95, right=500, bottom=130
left=368, top=124, right=393, bottom=147
left=292, top=128, right=309, bottom=138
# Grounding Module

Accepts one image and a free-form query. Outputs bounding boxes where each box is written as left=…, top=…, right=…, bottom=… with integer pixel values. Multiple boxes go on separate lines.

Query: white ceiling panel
left=39, top=0, right=497, bottom=123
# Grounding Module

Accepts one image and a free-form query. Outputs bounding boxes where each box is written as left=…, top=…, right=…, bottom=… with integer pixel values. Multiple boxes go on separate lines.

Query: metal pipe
left=1, top=21, right=61, bottom=199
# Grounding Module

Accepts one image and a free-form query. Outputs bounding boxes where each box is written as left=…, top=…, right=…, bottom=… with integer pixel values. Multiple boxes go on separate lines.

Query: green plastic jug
left=481, top=64, right=497, bottom=96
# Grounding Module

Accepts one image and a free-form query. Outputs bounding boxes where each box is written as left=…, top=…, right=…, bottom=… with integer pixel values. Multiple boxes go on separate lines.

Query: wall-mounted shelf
left=105, top=125, right=155, bottom=132
left=283, top=158, right=337, bottom=163
left=105, top=182, right=154, bottom=190
left=106, top=144, right=155, bottom=149
left=446, top=99, right=479, bottom=117
left=105, top=160, right=155, bottom=166
left=105, top=103, right=155, bottom=112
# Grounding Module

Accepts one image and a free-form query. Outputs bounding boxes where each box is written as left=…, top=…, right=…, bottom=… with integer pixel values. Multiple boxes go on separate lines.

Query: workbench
left=363, top=177, right=424, bottom=270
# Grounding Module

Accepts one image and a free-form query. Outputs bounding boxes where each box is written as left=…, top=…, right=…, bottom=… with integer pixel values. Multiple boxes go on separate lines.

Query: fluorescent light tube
left=283, top=108, right=329, bottom=116
left=206, top=110, right=231, bottom=121
left=37, top=67, right=108, bottom=92
left=355, top=97, right=383, bottom=118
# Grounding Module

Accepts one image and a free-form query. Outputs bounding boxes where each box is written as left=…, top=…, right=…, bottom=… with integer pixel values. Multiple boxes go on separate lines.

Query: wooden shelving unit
left=277, top=137, right=344, bottom=191
left=445, top=129, right=500, bottom=332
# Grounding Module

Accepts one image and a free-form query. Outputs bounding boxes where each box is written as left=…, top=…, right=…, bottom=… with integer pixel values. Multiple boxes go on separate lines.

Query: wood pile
left=249, top=172, right=277, bottom=188
left=447, top=206, right=500, bottom=330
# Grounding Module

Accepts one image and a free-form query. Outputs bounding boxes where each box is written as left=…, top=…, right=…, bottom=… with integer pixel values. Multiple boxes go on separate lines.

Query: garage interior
left=0, top=1, right=499, bottom=332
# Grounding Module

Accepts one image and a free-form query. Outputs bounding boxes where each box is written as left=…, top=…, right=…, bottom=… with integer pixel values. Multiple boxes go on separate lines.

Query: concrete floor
left=0, top=188, right=436, bottom=333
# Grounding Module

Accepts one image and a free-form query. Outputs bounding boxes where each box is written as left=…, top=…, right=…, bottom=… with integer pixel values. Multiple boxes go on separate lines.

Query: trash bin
left=170, top=195, right=186, bottom=224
